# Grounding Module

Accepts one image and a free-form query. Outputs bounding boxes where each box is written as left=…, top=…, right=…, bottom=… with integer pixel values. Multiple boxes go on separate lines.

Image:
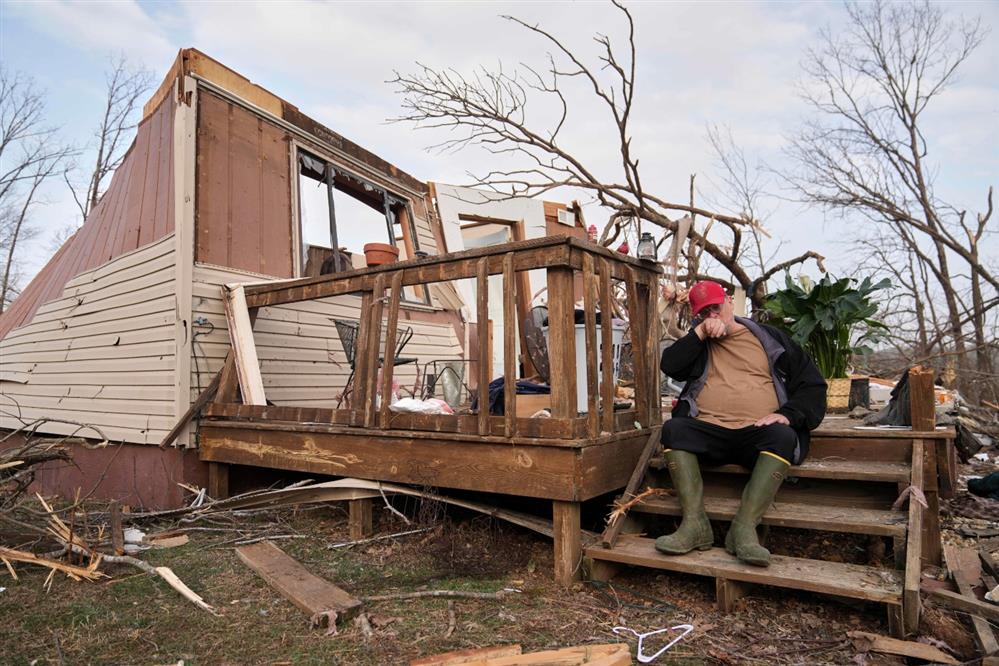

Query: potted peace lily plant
left=763, top=274, right=891, bottom=411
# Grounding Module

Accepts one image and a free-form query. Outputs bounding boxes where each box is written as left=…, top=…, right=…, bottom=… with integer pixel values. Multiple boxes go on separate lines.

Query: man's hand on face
left=754, top=413, right=791, bottom=427
left=695, top=317, right=727, bottom=340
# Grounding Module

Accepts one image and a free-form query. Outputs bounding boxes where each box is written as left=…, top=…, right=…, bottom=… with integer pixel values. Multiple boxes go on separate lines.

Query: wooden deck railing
left=208, top=236, right=663, bottom=443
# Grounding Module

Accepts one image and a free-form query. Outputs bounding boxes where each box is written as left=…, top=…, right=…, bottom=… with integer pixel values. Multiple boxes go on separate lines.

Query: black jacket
left=661, top=317, right=827, bottom=464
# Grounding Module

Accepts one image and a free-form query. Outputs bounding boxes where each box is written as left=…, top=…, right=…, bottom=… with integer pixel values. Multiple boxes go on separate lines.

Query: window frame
left=293, top=144, right=430, bottom=304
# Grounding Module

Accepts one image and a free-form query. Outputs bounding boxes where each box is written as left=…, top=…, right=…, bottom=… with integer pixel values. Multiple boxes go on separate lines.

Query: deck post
left=207, top=462, right=229, bottom=500
left=716, top=578, right=750, bottom=612
left=349, top=498, right=374, bottom=540
left=553, top=500, right=582, bottom=586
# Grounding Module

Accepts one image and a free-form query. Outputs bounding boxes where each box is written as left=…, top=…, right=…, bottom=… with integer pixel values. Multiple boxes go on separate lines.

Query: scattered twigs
left=328, top=527, right=434, bottom=550
left=379, top=484, right=411, bottom=525
left=607, top=487, right=672, bottom=525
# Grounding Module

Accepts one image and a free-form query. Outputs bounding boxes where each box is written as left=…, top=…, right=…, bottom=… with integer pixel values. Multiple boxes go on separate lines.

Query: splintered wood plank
left=635, top=495, right=907, bottom=538
left=222, top=284, right=265, bottom=405
left=848, top=631, right=959, bottom=665
left=903, top=438, right=925, bottom=635
left=943, top=544, right=999, bottom=655
left=587, top=537, right=903, bottom=604
left=503, top=252, right=517, bottom=438
left=379, top=271, right=404, bottom=429
left=236, top=539, right=362, bottom=623
left=582, top=253, right=599, bottom=438
left=215, top=352, right=239, bottom=404
left=477, top=258, right=489, bottom=436
left=598, top=258, right=615, bottom=434
left=601, top=427, right=662, bottom=548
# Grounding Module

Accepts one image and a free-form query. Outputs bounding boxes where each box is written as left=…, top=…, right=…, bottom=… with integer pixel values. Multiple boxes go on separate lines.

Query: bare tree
left=391, top=1, right=823, bottom=327
left=0, top=69, right=72, bottom=313
left=785, top=0, right=996, bottom=402
left=66, top=56, right=153, bottom=221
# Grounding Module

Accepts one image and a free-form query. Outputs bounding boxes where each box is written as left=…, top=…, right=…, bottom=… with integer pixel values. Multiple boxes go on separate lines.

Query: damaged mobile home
left=0, top=49, right=961, bottom=641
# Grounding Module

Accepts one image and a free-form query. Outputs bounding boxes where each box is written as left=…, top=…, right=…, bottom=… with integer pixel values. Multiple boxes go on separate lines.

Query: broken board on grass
left=236, top=539, right=361, bottom=631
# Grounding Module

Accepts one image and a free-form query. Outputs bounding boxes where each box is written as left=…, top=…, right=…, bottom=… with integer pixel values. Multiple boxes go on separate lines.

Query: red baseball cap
left=688, top=281, right=727, bottom=316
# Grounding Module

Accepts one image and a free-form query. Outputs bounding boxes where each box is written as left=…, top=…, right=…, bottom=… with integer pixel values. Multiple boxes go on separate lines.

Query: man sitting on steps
left=656, top=280, right=827, bottom=567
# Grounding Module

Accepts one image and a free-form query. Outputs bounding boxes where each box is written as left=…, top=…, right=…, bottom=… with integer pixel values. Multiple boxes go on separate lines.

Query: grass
left=0, top=502, right=924, bottom=665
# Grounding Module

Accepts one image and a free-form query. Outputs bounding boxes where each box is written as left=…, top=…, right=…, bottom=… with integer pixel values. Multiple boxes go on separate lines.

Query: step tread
left=635, top=494, right=907, bottom=537
left=587, top=536, right=903, bottom=604
left=650, top=457, right=910, bottom=483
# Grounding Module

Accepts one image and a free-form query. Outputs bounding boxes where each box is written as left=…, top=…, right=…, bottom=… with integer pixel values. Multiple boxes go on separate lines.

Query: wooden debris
left=158, top=369, right=222, bottom=448
left=606, top=487, right=672, bottom=525
left=944, top=544, right=999, bottom=656
left=0, top=546, right=105, bottom=583
left=926, top=587, right=999, bottom=623
left=154, top=566, right=218, bottom=616
left=222, top=284, right=266, bottom=405
left=236, top=539, right=362, bottom=630
left=361, top=589, right=518, bottom=602
left=848, top=630, right=959, bottom=664
left=411, top=645, right=523, bottom=666
left=110, top=501, right=124, bottom=556
left=411, top=644, right=628, bottom=666
left=601, top=426, right=662, bottom=548
left=147, top=534, right=189, bottom=549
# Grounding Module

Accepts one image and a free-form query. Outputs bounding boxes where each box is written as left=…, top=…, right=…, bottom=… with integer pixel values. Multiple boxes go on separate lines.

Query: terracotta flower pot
left=363, top=242, right=399, bottom=266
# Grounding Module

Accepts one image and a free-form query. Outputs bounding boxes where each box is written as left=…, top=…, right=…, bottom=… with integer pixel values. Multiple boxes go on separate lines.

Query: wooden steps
left=635, top=495, right=908, bottom=538
left=586, top=536, right=903, bottom=605
left=650, top=456, right=910, bottom=484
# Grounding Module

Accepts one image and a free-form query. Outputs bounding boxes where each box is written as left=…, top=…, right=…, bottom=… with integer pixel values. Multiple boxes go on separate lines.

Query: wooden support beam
left=716, top=577, right=750, bottom=613
left=160, top=369, right=222, bottom=449
left=363, top=274, right=386, bottom=429
left=909, top=366, right=936, bottom=432
left=503, top=252, right=517, bottom=438
left=222, top=284, right=266, bottom=405
left=215, top=352, right=239, bottom=404
left=601, top=426, right=662, bottom=548
left=642, top=275, right=661, bottom=425
left=207, top=461, right=229, bottom=500
left=477, top=258, right=490, bottom=436
left=547, top=267, right=578, bottom=418
left=625, top=269, right=647, bottom=427
left=553, top=500, right=582, bottom=586
left=349, top=498, right=374, bottom=540
left=352, top=291, right=373, bottom=426
left=903, top=438, right=925, bottom=636
left=379, top=271, right=404, bottom=429
left=582, top=253, right=599, bottom=439
left=598, top=258, right=615, bottom=435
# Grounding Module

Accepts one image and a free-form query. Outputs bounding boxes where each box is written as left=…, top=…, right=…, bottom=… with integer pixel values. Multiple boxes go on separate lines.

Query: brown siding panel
left=196, top=91, right=293, bottom=277
left=0, top=96, right=175, bottom=341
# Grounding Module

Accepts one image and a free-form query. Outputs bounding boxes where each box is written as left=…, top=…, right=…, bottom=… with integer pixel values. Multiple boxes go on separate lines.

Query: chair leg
left=337, top=368, right=356, bottom=409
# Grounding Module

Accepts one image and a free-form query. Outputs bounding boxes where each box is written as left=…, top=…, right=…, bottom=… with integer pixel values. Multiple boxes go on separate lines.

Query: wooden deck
left=199, top=237, right=663, bottom=586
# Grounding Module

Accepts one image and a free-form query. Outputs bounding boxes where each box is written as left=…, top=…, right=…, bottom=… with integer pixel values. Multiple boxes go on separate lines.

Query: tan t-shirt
left=695, top=326, right=780, bottom=428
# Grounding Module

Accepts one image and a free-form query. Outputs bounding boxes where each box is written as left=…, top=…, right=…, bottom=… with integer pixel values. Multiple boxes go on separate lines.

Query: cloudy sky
left=2, top=0, right=996, bottom=285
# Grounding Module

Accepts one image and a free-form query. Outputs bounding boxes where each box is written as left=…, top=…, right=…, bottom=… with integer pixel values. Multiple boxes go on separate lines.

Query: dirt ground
left=2, top=479, right=989, bottom=666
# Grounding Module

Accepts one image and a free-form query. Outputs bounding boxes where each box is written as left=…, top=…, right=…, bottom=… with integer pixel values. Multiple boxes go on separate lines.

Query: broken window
left=297, top=149, right=429, bottom=303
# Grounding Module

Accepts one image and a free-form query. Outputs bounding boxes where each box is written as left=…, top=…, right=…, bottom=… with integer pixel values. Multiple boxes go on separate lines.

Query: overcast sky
left=2, top=0, right=996, bottom=287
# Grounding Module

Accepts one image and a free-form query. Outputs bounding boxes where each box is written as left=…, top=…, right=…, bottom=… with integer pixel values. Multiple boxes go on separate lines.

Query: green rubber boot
left=654, top=450, right=713, bottom=555
left=724, top=453, right=789, bottom=567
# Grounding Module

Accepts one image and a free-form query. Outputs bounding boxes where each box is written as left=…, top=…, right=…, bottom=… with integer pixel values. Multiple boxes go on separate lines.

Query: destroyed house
left=0, top=49, right=594, bottom=509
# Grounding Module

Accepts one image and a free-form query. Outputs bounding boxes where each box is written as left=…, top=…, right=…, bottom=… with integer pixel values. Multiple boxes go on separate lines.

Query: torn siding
left=0, top=235, right=178, bottom=444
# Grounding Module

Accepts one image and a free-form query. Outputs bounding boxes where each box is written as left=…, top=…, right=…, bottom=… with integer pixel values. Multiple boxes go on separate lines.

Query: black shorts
left=661, top=417, right=798, bottom=468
